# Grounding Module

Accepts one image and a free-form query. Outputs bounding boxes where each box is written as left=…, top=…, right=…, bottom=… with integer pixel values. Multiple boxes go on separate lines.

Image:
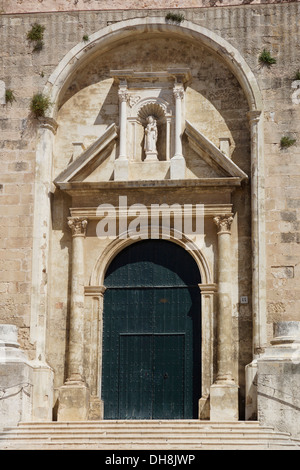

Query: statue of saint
left=144, top=115, right=158, bottom=160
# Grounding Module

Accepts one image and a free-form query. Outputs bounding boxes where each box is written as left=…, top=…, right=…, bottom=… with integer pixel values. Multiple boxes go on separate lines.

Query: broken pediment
left=54, top=70, right=247, bottom=189
left=54, top=119, right=248, bottom=189
left=54, top=123, right=118, bottom=185
left=184, top=120, right=248, bottom=181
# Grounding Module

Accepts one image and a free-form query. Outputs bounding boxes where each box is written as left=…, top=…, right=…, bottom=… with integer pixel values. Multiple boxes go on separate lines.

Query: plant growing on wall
left=259, top=49, right=276, bottom=66
left=165, top=12, right=185, bottom=24
left=293, top=70, right=300, bottom=80
left=27, top=23, right=45, bottom=51
left=5, top=89, right=16, bottom=104
left=280, top=136, right=296, bottom=149
left=82, top=35, right=89, bottom=42
left=30, top=93, right=52, bottom=118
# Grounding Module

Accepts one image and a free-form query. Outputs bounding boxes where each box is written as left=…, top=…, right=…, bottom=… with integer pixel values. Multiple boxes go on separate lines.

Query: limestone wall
left=0, top=2, right=300, bottom=370
left=0, top=0, right=294, bottom=14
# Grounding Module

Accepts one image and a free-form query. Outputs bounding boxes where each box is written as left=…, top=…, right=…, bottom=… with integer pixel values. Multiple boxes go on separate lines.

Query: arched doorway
left=101, top=239, right=201, bottom=420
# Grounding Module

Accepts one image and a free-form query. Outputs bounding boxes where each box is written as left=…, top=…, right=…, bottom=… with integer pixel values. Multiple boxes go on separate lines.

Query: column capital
left=68, top=217, right=88, bottom=237
left=173, top=83, right=184, bottom=100
left=213, top=214, right=233, bottom=234
left=84, top=285, right=106, bottom=297
left=198, top=283, right=218, bottom=294
left=247, top=110, right=262, bottom=125
left=118, top=82, right=128, bottom=103
left=38, top=116, right=58, bottom=135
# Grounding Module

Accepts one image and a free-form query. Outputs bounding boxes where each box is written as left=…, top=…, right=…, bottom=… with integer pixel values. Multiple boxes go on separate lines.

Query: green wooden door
left=101, top=240, right=201, bottom=419
left=119, top=333, right=185, bottom=419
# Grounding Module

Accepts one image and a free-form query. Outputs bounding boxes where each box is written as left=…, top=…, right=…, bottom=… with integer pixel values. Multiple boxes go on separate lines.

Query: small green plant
left=27, top=23, right=45, bottom=51
left=280, top=136, right=296, bottom=149
left=5, top=89, right=16, bottom=104
left=82, top=34, right=89, bottom=42
left=293, top=69, right=300, bottom=80
left=165, top=12, right=185, bottom=23
left=27, top=23, right=45, bottom=42
left=259, top=49, right=277, bottom=66
left=30, top=93, right=52, bottom=118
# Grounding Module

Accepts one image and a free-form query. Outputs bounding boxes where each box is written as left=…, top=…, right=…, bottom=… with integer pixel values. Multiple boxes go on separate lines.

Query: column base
left=245, top=360, right=258, bottom=420
left=114, top=158, right=128, bottom=181
left=29, top=360, right=54, bottom=421
left=198, top=395, right=210, bottom=420
left=170, top=155, right=185, bottom=179
left=210, top=382, right=239, bottom=421
left=88, top=396, right=104, bottom=420
left=57, top=381, right=90, bottom=421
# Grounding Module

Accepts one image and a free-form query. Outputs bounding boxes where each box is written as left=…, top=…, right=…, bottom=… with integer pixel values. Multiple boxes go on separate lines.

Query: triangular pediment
left=184, top=120, right=248, bottom=180
left=54, top=120, right=247, bottom=190
left=54, top=123, right=118, bottom=185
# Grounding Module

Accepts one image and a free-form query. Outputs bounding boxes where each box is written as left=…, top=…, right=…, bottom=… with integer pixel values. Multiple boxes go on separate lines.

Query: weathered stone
left=257, top=322, right=300, bottom=438
left=0, top=1, right=299, bottom=442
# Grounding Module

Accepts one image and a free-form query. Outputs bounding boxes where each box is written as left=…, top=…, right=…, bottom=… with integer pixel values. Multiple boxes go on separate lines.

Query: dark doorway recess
left=101, top=239, right=201, bottom=419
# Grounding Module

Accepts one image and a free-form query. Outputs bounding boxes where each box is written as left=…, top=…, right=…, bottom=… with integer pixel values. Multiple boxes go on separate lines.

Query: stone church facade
left=0, top=0, right=300, bottom=441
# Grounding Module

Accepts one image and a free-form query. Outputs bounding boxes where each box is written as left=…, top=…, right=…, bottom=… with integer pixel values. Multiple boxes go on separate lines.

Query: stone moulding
left=70, top=204, right=233, bottom=220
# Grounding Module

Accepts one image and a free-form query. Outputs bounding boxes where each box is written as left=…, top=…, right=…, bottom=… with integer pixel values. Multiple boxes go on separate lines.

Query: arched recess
left=89, top=231, right=215, bottom=419
left=88, top=229, right=215, bottom=418
left=31, top=17, right=266, bottom=384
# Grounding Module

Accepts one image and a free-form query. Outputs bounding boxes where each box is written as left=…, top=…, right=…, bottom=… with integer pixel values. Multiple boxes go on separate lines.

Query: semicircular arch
left=90, top=229, right=212, bottom=287
left=44, top=17, right=262, bottom=117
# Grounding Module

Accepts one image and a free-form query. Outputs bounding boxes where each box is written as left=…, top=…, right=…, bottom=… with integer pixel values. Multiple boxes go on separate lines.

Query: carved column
left=57, top=217, right=90, bottom=421
left=171, top=83, right=185, bottom=179
left=173, top=84, right=184, bottom=158
left=210, top=214, right=239, bottom=421
left=115, top=80, right=129, bottom=180
left=67, top=217, right=88, bottom=383
left=118, top=82, right=128, bottom=160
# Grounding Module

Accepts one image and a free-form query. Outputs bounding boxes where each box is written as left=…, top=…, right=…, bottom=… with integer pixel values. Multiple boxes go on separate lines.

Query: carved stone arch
left=89, top=227, right=212, bottom=287
left=89, top=229, right=215, bottom=417
left=43, top=18, right=263, bottom=116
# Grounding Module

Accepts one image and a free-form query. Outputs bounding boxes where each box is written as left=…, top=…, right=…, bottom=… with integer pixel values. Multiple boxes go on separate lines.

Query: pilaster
left=115, top=80, right=129, bottom=180
left=171, top=83, right=185, bottom=179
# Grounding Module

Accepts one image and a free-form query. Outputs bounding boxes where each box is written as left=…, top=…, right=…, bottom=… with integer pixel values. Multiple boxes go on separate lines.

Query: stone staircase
left=0, top=420, right=299, bottom=450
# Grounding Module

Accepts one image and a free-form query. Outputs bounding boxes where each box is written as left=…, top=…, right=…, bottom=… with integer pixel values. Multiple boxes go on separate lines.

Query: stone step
left=16, top=419, right=262, bottom=426
left=1, top=428, right=290, bottom=438
left=0, top=440, right=297, bottom=450
left=1, top=421, right=299, bottom=450
left=0, top=431, right=289, bottom=440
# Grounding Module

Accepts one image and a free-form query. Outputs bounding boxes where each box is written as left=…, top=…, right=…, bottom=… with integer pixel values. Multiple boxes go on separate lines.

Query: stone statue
left=144, top=115, right=158, bottom=160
